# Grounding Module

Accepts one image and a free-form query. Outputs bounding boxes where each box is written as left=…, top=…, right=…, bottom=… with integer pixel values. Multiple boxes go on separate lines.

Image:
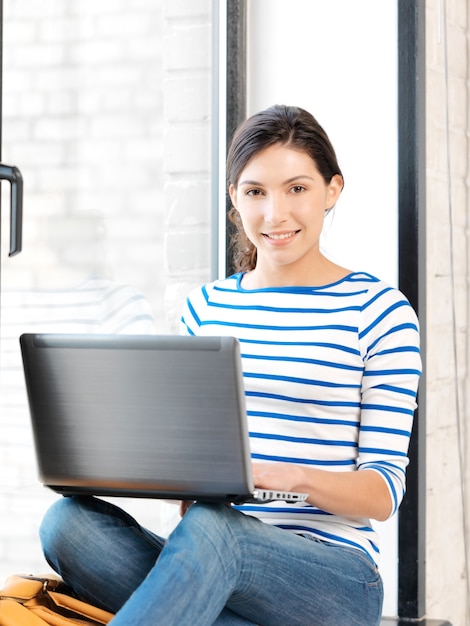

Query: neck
left=242, top=257, right=351, bottom=289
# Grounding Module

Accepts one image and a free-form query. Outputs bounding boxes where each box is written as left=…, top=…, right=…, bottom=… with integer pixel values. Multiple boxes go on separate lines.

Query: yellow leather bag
left=0, top=574, right=114, bottom=625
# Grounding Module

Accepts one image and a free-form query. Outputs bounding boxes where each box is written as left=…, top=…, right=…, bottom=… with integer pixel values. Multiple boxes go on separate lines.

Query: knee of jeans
left=184, top=502, right=242, bottom=538
left=186, top=502, right=229, bottom=521
left=39, top=496, right=88, bottom=559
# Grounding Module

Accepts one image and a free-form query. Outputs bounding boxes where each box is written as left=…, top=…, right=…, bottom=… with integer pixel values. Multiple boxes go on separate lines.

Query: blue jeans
left=40, top=497, right=383, bottom=625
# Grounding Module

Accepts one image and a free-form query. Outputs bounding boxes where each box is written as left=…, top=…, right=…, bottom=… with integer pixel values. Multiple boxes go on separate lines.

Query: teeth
left=268, top=231, right=296, bottom=240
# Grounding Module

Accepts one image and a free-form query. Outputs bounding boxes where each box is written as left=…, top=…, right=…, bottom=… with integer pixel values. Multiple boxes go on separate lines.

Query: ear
left=326, top=174, right=343, bottom=210
left=229, top=184, right=238, bottom=209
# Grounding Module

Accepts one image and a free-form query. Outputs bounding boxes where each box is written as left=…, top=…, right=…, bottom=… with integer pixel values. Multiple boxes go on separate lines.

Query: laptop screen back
left=20, top=333, right=254, bottom=501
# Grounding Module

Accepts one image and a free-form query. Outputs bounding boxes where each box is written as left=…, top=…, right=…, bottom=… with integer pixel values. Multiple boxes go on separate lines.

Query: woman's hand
left=252, top=461, right=305, bottom=493
left=252, top=461, right=393, bottom=521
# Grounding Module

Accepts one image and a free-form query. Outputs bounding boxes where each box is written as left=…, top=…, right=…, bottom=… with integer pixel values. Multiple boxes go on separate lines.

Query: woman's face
left=229, top=143, right=343, bottom=283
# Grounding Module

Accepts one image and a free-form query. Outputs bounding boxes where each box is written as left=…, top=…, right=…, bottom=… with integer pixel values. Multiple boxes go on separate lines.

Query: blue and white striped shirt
left=180, top=271, right=421, bottom=564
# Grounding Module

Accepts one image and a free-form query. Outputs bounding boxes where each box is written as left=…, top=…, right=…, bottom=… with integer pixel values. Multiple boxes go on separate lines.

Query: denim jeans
left=40, top=497, right=383, bottom=626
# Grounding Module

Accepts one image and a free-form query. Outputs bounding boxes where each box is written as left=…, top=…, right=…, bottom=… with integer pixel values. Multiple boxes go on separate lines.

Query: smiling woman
left=227, top=106, right=346, bottom=288
left=229, top=143, right=344, bottom=288
left=38, top=104, right=421, bottom=626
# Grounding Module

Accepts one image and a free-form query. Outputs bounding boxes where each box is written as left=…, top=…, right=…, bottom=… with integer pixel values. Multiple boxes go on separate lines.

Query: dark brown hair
left=227, top=104, right=343, bottom=273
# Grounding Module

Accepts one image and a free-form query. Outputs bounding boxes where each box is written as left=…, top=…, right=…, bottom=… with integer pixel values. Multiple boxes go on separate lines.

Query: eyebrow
left=238, top=174, right=315, bottom=186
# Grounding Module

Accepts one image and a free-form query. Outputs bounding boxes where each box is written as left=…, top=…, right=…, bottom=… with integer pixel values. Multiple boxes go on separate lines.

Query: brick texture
left=425, top=0, right=469, bottom=623
left=0, top=0, right=211, bottom=583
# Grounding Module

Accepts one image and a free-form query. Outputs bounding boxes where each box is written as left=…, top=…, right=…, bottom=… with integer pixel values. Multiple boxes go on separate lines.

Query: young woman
left=40, top=105, right=421, bottom=625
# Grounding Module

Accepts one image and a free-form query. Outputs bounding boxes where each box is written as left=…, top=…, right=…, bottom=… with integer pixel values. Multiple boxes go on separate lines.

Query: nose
left=264, top=193, right=288, bottom=225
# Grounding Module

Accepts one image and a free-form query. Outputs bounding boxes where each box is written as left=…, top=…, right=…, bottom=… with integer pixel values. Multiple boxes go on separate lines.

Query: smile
left=264, top=230, right=299, bottom=240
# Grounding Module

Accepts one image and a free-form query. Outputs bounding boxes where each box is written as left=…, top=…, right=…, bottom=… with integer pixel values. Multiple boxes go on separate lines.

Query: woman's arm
left=252, top=462, right=392, bottom=521
left=255, top=294, right=421, bottom=523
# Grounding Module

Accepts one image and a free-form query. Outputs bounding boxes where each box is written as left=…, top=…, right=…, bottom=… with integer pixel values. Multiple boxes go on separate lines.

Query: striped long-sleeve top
left=180, top=271, right=421, bottom=565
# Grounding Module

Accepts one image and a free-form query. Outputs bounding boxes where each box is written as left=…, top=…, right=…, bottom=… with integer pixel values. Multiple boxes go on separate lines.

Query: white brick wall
left=425, top=0, right=470, bottom=623
left=163, top=0, right=213, bottom=332
left=0, top=0, right=212, bottom=583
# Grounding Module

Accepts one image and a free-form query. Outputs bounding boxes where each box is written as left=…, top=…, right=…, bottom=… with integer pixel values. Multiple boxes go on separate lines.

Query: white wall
left=425, top=0, right=470, bottom=622
left=246, top=0, right=399, bottom=616
left=0, top=0, right=213, bottom=583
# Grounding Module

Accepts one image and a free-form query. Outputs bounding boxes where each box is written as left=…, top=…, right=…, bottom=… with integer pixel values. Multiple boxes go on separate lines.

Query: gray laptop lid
left=20, top=333, right=256, bottom=502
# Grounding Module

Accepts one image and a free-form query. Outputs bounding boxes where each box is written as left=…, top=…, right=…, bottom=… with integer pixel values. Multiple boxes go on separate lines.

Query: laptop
left=20, top=333, right=308, bottom=505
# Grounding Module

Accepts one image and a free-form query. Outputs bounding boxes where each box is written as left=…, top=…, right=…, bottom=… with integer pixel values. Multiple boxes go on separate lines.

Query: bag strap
left=0, top=575, right=52, bottom=601
left=46, top=590, right=113, bottom=624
